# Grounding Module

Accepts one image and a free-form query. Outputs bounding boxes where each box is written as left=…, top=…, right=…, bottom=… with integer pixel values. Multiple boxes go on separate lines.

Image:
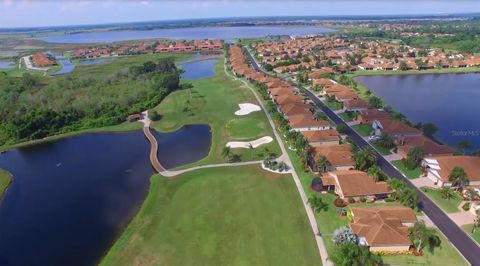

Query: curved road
left=243, top=47, right=480, bottom=266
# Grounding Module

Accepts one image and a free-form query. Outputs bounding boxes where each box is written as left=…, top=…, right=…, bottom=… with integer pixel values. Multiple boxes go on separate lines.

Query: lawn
left=382, top=229, right=467, bottom=266
left=151, top=58, right=281, bottom=168
left=421, top=187, right=462, bottom=213
left=371, top=142, right=392, bottom=155
left=101, top=165, right=321, bottom=266
left=0, top=168, right=12, bottom=199
left=461, top=224, right=480, bottom=245
left=325, top=100, right=342, bottom=111
left=391, top=160, right=421, bottom=179
left=352, top=123, right=373, bottom=137
left=338, top=112, right=355, bottom=122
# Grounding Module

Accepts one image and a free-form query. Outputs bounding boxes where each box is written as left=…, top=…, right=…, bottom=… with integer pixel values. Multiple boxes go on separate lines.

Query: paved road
left=243, top=48, right=480, bottom=266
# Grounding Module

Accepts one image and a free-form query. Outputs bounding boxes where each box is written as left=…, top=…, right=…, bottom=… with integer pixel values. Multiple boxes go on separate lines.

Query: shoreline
left=350, top=66, right=480, bottom=77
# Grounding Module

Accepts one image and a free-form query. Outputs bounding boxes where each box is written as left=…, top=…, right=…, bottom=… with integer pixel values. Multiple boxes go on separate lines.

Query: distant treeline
left=0, top=58, right=181, bottom=146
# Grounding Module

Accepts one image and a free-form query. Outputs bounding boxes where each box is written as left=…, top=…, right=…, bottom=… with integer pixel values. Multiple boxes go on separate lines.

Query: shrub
left=463, top=202, right=471, bottom=211
left=336, top=124, right=347, bottom=134
left=348, top=197, right=355, bottom=204
left=359, top=196, right=367, bottom=203
left=332, top=226, right=357, bottom=245
left=334, top=197, right=347, bottom=207
left=337, top=208, right=347, bottom=216
left=385, top=196, right=396, bottom=202
left=149, top=110, right=162, bottom=121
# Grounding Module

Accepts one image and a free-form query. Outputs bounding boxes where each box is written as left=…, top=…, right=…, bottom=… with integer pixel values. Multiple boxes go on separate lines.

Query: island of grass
left=324, top=100, right=342, bottom=111
left=391, top=160, right=421, bottom=179
left=421, top=187, right=462, bottom=213
left=370, top=142, right=392, bottom=155
left=101, top=165, right=321, bottom=266
left=338, top=112, right=355, bottom=122
left=352, top=123, right=373, bottom=137
left=0, top=168, right=13, bottom=198
left=150, top=58, right=281, bottom=169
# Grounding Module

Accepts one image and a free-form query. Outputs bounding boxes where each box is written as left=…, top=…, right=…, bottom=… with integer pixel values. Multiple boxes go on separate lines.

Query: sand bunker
left=226, top=136, right=273, bottom=149
left=234, top=103, right=261, bottom=116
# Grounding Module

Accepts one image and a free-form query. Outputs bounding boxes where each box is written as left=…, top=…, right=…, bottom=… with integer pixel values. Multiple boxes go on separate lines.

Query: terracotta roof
left=269, top=86, right=296, bottom=96
left=278, top=103, right=311, bottom=117
left=288, top=114, right=330, bottom=129
left=358, top=109, right=390, bottom=123
left=397, top=135, right=453, bottom=157
left=273, top=94, right=304, bottom=105
left=426, top=156, right=480, bottom=182
left=313, top=78, right=334, bottom=86
left=301, top=129, right=340, bottom=143
left=344, top=99, right=368, bottom=109
left=310, top=144, right=353, bottom=167
left=350, top=206, right=417, bottom=247
left=375, top=119, right=421, bottom=135
left=323, top=170, right=392, bottom=197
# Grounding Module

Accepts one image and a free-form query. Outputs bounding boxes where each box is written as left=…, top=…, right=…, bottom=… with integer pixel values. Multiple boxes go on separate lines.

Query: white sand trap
left=226, top=136, right=273, bottom=149
left=234, top=103, right=261, bottom=116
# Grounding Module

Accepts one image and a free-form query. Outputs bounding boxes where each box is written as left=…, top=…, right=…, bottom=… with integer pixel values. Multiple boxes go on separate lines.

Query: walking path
left=229, top=55, right=332, bottom=266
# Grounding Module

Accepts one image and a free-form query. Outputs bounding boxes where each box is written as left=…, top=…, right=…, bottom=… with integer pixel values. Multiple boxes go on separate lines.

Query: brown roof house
left=350, top=206, right=417, bottom=252
left=357, top=109, right=390, bottom=124
left=372, top=119, right=421, bottom=138
left=422, top=156, right=480, bottom=187
left=321, top=170, right=392, bottom=200
left=310, top=144, right=354, bottom=172
left=396, top=135, right=453, bottom=159
left=301, top=129, right=340, bottom=146
left=288, top=114, right=331, bottom=132
left=343, top=99, right=369, bottom=112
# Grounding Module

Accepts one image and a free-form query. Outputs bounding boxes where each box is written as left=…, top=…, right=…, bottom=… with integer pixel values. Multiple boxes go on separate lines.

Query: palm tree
left=409, top=221, right=441, bottom=253
left=308, top=195, right=329, bottom=213
left=222, top=146, right=231, bottom=159
left=316, top=155, right=331, bottom=174
left=367, top=165, right=385, bottom=182
left=440, top=186, right=455, bottom=200
left=354, top=147, right=377, bottom=171
left=449, top=166, right=469, bottom=192
left=400, top=188, right=418, bottom=210
left=458, top=140, right=471, bottom=154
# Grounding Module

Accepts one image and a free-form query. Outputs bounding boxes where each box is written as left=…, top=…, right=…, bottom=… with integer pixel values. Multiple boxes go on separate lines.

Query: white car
left=368, top=135, right=380, bottom=141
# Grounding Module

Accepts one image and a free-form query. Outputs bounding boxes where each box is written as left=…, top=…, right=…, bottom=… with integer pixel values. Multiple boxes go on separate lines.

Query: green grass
left=0, top=168, right=13, bottom=199
left=325, top=100, right=342, bottom=111
left=101, top=165, right=321, bottom=266
left=461, top=224, right=480, bottom=245
left=421, top=187, right=462, bottom=213
left=151, top=58, right=281, bottom=169
left=391, top=160, right=422, bottom=179
left=382, top=229, right=467, bottom=266
left=352, top=123, right=373, bottom=137
left=371, top=142, right=392, bottom=155
left=338, top=112, right=355, bottom=122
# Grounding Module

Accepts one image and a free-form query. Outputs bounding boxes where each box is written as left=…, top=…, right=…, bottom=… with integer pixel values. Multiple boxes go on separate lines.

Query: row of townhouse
left=229, top=44, right=419, bottom=253
left=72, top=40, right=223, bottom=59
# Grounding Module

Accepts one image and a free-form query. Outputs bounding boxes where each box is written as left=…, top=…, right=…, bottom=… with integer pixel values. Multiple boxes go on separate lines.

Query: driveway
left=411, top=176, right=436, bottom=188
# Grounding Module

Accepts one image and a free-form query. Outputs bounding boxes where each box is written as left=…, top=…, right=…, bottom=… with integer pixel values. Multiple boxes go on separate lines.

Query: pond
left=0, top=125, right=211, bottom=265
left=79, top=58, right=114, bottom=65
left=355, top=73, right=480, bottom=150
left=54, top=58, right=75, bottom=75
left=0, top=61, right=15, bottom=69
left=180, top=58, right=218, bottom=80
left=34, top=26, right=335, bottom=43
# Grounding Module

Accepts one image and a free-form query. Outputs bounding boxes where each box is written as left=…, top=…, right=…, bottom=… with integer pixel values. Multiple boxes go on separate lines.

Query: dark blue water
left=79, top=58, right=114, bottom=65
left=0, top=61, right=14, bottom=69
left=355, top=73, right=480, bottom=150
left=54, top=59, right=75, bottom=75
left=0, top=125, right=211, bottom=266
left=180, top=59, right=217, bottom=80
left=35, top=26, right=334, bottom=43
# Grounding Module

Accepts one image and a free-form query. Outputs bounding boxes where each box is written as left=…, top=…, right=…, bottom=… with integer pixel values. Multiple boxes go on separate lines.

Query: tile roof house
left=343, top=99, right=369, bottom=112
left=278, top=103, right=312, bottom=118
left=310, top=144, right=354, bottom=171
left=350, top=206, right=417, bottom=251
left=321, top=170, right=392, bottom=200
left=372, top=119, right=421, bottom=138
left=396, top=135, right=454, bottom=159
left=273, top=94, right=305, bottom=106
left=423, top=156, right=480, bottom=187
left=301, top=129, right=340, bottom=146
left=357, top=109, right=390, bottom=124
left=288, top=114, right=331, bottom=132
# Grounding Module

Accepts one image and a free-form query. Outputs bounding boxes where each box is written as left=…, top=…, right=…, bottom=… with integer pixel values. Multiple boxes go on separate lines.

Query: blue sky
left=1, top=0, right=480, bottom=28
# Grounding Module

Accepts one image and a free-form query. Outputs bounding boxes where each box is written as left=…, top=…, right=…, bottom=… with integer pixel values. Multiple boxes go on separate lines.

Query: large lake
left=35, top=26, right=334, bottom=43
left=0, top=125, right=211, bottom=265
left=355, top=73, right=480, bottom=150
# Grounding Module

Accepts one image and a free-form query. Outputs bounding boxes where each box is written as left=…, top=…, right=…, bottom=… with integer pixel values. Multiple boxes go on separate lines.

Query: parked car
left=368, top=135, right=380, bottom=141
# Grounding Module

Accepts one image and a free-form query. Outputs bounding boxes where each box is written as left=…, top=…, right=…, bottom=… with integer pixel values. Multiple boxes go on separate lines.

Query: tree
left=440, top=186, right=455, bottom=200
left=368, top=165, right=386, bottom=182
left=473, top=213, right=480, bottom=234
left=373, top=133, right=395, bottom=149
left=405, top=145, right=424, bottom=169
left=316, top=155, right=331, bottom=173
left=449, top=166, right=469, bottom=192
left=336, top=123, right=347, bottom=134
left=330, top=242, right=383, bottom=266
left=332, top=226, right=357, bottom=245
left=422, top=123, right=438, bottom=137
left=354, top=148, right=377, bottom=171
left=409, top=221, right=441, bottom=253
left=308, top=195, right=329, bottom=213
left=458, top=140, right=471, bottom=154
left=222, top=146, right=231, bottom=159
left=367, top=95, right=382, bottom=109
left=464, top=187, right=478, bottom=201
left=149, top=110, right=161, bottom=121
left=399, top=60, right=409, bottom=71
left=400, top=187, right=418, bottom=209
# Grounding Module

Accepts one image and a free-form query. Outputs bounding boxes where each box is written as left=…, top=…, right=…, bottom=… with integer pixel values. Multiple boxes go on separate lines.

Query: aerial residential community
left=0, top=1, right=480, bottom=266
